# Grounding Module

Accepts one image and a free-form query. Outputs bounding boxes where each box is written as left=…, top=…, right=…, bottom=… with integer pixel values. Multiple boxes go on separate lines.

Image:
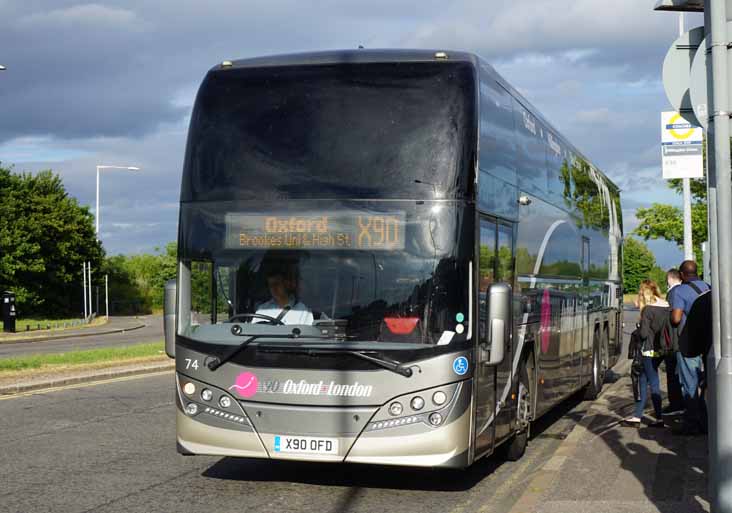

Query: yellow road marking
left=0, top=369, right=173, bottom=401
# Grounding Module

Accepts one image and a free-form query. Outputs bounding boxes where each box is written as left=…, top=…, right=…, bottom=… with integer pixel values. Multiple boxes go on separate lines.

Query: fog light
left=429, top=412, right=443, bottom=426
left=183, top=382, right=196, bottom=396
left=219, top=396, right=232, bottom=408
left=201, top=389, right=213, bottom=402
left=410, top=396, right=425, bottom=411
left=432, top=391, right=447, bottom=406
left=185, top=403, right=198, bottom=416
left=389, top=402, right=403, bottom=416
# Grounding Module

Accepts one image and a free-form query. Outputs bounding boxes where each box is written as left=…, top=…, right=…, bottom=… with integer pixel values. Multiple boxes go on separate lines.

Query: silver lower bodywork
left=175, top=359, right=473, bottom=468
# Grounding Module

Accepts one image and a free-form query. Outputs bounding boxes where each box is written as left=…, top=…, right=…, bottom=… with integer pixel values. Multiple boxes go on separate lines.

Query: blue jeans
left=676, top=352, right=706, bottom=430
left=634, top=356, right=663, bottom=419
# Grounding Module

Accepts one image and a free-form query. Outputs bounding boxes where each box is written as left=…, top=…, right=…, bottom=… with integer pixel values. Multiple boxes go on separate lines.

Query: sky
left=0, top=0, right=704, bottom=268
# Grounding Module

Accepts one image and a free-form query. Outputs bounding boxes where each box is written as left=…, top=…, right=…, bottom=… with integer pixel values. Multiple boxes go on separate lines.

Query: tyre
left=583, top=329, right=605, bottom=400
left=497, top=358, right=532, bottom=461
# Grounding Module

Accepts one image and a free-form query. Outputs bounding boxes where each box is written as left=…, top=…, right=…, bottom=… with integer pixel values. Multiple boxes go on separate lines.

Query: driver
left=254, top=269, right=313, bottom=325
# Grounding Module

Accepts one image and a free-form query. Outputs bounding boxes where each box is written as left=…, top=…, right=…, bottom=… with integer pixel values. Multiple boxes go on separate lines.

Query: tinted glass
left=497, top=223, right=514, bottom=285
left=177, top=200, right=472, bottom=349
left=478, top=170, right=518, bottom=220
left=478, top=218, right=496, bottom=342
left=478, top=73, right=516, bottom=185
left=538, top=222, right=581, bottom=277
left=513, top=99, right=547, bottom=197
left=545, top=129, right=566, bottom=200
left=182, top=62, right=477, bottom=202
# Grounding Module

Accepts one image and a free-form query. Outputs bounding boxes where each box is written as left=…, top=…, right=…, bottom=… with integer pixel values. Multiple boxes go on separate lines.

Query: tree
left=634, top=194, right=707, bottom=265
left=623, top=237, right=666, bottom=294
left=0, top=165, right=104, bottom=316
left=103, top=242, right=177, bottom=314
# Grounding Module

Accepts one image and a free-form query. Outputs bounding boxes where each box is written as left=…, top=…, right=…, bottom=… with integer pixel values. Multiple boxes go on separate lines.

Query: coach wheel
left=584, top=329, right=604, bottom=400
left=497, top=358, right=532, bottom=461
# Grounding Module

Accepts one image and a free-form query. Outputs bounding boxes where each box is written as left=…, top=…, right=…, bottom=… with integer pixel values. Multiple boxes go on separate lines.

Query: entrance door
left=475, top=216, right=515, bottom=456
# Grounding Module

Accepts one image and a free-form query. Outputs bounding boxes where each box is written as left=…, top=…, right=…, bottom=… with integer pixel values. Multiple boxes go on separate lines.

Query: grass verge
left=0, top=316, right=108, bottom=339
left=623, top=294, right=638, bottom=306
left=0, top=341, right=165, bottom=373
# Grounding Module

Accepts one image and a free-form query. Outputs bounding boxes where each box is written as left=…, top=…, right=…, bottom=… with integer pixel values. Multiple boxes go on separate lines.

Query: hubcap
left=517, top=380, right=531, bottom=429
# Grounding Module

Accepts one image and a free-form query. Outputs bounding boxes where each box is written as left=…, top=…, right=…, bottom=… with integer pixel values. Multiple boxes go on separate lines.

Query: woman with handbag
left=624, top=280, right=668, bottom=427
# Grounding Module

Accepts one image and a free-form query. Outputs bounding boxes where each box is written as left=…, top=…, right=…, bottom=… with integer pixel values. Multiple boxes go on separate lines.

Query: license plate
left=273, top=435, right=339, bottom=455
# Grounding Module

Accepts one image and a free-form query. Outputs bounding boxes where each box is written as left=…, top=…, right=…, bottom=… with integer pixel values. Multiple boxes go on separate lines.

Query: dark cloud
left=0, top=0, right=697, bottom=260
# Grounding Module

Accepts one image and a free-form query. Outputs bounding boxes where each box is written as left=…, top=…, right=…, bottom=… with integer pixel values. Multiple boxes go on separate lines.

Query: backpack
left=661, top=312, right=679, bottom=353
left=678, top=282, right=712, bottom=358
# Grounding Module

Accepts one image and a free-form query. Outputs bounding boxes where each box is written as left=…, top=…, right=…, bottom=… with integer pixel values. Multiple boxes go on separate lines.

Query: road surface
left=0, top=311, right=636, bottom=513
left=0, top=315, right=163, bottom=358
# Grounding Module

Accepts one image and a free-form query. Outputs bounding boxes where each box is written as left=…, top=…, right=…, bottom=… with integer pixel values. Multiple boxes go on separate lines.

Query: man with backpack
left=663, top=269, right=684, bottom=415
left=670, top=260, right=710, bottom=435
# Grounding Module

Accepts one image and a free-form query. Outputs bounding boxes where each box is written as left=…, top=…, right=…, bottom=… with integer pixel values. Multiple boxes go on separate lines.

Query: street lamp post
left=95, top=165, right=141, bottom=237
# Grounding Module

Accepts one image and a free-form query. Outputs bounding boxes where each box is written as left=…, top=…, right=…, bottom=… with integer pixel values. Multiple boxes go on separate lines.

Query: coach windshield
left=176, top=200, right=472, bottom=350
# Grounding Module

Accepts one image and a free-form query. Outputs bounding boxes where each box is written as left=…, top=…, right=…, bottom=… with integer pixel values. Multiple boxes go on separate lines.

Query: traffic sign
left=661, top=111, right=704, bottom=179
left=662, top=26, right=705, bottom=126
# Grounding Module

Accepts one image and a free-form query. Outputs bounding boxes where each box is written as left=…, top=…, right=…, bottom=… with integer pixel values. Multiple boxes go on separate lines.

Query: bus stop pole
left=680, top=12, right=695, bottom=261
left=87, top=262, right=93, bottom=318
left=105, top=274, right=109, bottom=319
left=82, top=262, right=87, bottom=319
left=706, top=0, right=732, bottom=510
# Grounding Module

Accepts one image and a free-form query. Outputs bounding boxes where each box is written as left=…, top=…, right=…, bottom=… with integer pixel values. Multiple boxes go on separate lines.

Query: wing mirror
left=480, top=282, right=511, bottom=365
left=164, top=279, right=177, bottom=358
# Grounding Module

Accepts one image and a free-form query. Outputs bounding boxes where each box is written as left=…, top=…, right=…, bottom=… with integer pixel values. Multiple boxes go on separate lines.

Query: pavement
left=509, top=358, right=710, bottom=513
left=0, top=315, right=162, bottom=358
left=0, top=315, right=147, bottom=344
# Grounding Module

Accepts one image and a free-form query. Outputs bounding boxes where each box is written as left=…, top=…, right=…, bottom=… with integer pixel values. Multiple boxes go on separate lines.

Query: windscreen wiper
left=208, top=326, right=328, bottom=372
left=257, top=345, right=414, bottom=378
left=345, top=350, right=414, bottom=378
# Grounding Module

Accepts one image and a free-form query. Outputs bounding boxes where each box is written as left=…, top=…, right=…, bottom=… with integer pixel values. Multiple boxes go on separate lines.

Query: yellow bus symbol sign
left=668, top=113, right=696, bottom=140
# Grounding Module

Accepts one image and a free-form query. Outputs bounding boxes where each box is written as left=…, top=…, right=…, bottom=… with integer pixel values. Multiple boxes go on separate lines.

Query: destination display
left=225, top=211, right=406, bottom=250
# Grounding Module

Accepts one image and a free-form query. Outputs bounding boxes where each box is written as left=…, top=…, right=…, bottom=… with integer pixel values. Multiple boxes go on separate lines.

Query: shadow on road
left=573, top=388, right=710, bottom=512
left=202, top=452, right=503, bottom=492
left=201, top=390, right=594, bottom=494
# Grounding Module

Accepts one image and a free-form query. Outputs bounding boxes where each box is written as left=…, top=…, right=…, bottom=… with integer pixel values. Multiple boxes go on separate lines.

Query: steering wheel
left=226, top=313, right=285, bottom=325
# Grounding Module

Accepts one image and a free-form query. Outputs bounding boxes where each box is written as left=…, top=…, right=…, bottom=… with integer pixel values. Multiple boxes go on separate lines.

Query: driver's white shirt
left=254, top=298, right=314, bottom=325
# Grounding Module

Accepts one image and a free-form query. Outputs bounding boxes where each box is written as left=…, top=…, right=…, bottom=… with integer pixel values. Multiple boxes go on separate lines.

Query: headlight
left=429, top=412, right=443, bottom=426
left=219, top=396, right=232, bottom=408
left=185, top=403, right=198, bottom=416
left=432, top=391, right=447, bottom=406
left=201, top=389, right=213, bottom=402
left=183, top=382, right=196, bottom=396
left=410, top=396, right=425, bottom=411
left=388, top=402, right=403, bottom=416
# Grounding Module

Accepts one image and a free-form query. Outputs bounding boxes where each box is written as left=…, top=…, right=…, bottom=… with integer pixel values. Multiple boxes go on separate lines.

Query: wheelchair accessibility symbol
left=453, top=356, right=469, bottom=376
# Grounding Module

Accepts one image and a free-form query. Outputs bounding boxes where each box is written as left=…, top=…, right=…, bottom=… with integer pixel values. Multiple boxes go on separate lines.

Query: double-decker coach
left=165, top=49, right=623, bottom=468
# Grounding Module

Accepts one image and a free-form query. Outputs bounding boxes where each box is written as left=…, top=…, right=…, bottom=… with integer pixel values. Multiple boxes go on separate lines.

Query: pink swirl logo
left=229, top=372, right=259, bottom=398
left=540, top=289, right=551, bottom=354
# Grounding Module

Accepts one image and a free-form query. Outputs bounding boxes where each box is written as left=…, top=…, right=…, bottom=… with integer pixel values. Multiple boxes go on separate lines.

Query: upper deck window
left=182, top=61, right=476, bottom=201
